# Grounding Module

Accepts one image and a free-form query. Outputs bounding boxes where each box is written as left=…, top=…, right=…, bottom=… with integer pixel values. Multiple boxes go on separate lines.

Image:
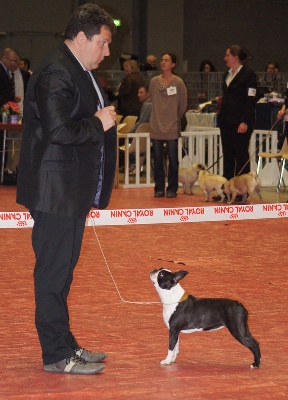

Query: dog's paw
left=160, top=359, right=172, bottom=366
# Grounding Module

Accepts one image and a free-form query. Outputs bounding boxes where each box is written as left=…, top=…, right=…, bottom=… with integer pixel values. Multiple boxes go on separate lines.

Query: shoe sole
left=44, top=363, right=105, bottom=375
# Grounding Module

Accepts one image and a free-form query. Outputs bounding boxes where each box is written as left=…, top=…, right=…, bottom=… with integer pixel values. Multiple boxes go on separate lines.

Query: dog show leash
left=90, top=219, right=191, bottom=306
left=90, top=218, right=162, bottom=305
left=181, top=142, right=223, bottom=173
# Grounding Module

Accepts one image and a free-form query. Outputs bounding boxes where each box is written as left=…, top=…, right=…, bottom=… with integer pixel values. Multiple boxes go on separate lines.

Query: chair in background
left=115, top=114, right=123, bottom=126
left=119, top=122, right=150, bottom=175
left=117, top=115, right=138, bottom=133
left=278, top=152, right=288, bottom=193
left=257, top=137, right=288, bottom=192
left=129, top=123, right=150, bottom=174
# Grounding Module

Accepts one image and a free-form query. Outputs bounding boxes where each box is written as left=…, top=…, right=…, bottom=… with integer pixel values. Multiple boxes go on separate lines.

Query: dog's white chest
left=163, top=304, right=177, bottom=328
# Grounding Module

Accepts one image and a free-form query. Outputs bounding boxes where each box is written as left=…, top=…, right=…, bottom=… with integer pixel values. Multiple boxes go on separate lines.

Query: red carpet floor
left=0, top=186, right=287, bottom=399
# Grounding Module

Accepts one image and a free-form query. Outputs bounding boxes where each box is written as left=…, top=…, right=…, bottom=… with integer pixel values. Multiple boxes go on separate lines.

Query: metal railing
left=116, top=129, right=278, bottom=189
left=98, top=70, right=288, bottom=110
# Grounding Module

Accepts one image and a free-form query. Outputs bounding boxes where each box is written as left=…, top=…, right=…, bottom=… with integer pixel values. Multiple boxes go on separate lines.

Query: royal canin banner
left=0, top=203, right=287, bottom=228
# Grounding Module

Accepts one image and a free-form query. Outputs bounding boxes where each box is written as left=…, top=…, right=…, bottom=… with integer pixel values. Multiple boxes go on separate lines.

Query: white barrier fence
left=1, top=203, right=288, bottom=229
left=117, top=128, right=282, bottom=188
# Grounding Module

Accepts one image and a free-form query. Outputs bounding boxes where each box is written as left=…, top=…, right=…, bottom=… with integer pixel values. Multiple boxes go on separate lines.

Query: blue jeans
left=152, top=139, right=178, bottom=194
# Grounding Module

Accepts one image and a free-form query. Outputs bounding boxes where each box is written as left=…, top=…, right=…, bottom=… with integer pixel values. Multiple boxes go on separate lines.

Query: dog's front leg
left=204, top=189, right=209, bottom=202
left=161, top=330, right=179, bottom=365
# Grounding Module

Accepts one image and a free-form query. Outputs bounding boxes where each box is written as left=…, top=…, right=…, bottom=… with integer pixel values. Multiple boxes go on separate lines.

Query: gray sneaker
left=75, top=347, right=107, bottom=363
left=44, top=355, right=105, bottom=375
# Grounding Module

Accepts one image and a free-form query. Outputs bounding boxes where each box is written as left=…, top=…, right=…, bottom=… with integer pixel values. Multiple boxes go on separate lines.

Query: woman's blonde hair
left=123, top=59, right=140, bottom=73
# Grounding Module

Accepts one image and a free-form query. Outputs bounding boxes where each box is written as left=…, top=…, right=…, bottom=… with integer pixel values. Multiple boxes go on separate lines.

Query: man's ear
left=76, top=31, right=87, bottom=46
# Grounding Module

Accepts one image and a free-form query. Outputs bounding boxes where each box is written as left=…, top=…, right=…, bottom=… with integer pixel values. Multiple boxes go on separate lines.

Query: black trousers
left=152, top=139, right=178, bottom=194
left=219, top=123, right=253, bottom=180
left=30, top=210, right=86, bottom=365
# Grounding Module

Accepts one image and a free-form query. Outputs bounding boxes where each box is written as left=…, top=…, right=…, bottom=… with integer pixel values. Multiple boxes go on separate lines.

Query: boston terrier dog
left=150, top=268, right=261, bottom=368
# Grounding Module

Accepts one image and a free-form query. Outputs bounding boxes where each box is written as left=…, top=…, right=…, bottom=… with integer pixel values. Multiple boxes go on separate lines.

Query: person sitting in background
left=197, top=60, right=216, bottom=103
left=264, top=61, right=280, bottom=92
left=199, top=60, right=216, bottom=73
left=119, top=85, right=152, bottom=173
left=129, top=85, right=151, bottom=133
left=266, top=61, right=279, bottom=74
left=140, top=54, right=157, bottom=71
left=19, top=57, right=33, bottom=75
left=117, top=59, right=145, bottom=117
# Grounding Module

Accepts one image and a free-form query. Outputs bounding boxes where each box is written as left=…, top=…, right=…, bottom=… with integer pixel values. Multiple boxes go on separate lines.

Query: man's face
left=80, top=26, right=112, bottom=71
left=147, top=56, right=156, bottom=66
left=266, top=64, right=275, bottom=73
left=138, top=87, right=148, bottom=103
left=2, top=51, right=19, bottom=72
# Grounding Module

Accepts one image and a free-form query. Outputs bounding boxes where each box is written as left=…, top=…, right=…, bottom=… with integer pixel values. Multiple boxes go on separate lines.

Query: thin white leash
left=90, top=218, right=161, bottom=305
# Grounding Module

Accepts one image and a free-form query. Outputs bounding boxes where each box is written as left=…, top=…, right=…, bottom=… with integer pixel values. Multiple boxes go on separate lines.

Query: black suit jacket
left=218, top=65, right=257, bottom=128
left=0, top=63, right=14, bottom=107
left=20, top=69, right=30, bottom=94
left=0, top=65, right=30, bottom=107
left=16, top=43, right=116, bottom=218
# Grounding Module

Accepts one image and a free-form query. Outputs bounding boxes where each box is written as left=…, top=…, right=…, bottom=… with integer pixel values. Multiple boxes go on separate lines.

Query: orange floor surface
left=0, top=185, right=287, bottom=399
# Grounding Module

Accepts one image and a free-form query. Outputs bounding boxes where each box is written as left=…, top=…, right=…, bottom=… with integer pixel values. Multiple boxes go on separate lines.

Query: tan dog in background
left=198, top=170, right=228, bottom=202
left=178, top=163, right=205, bottom=194
left=223, top=171, right=263, bottom=204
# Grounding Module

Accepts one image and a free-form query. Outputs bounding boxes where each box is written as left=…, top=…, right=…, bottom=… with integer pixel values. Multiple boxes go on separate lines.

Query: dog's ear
left=174, top=270, right=189, bottom=283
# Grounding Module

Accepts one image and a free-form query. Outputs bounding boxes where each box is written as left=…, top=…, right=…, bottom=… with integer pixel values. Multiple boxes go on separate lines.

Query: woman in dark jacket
left=217, top=45, right=257, bottom=181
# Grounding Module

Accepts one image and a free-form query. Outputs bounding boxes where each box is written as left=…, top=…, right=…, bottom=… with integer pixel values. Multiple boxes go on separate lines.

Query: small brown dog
left=198, top=170, right=228, bottom=202
left=178, top=163, right=205, bottom=195
left=223, top=171, right=263, bottom=204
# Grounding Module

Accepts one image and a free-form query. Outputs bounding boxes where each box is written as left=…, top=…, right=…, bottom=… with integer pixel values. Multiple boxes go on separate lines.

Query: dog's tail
left=250, top=170, right=262, bottom=186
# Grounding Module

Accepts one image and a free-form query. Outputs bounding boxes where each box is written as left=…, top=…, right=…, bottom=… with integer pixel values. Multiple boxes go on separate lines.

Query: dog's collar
left=178, top=292, right=188, bottom=302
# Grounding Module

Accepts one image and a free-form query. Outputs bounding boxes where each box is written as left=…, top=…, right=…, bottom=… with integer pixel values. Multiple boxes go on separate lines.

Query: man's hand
left=277, top=108, right=287, bottom=120
left=237, top=122, right=248, bottom=134
left=95, top=106, right=116, bottom=131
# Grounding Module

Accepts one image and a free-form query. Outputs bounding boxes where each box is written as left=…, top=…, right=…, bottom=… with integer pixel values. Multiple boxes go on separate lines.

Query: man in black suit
left=17, top=4, right=117, bottom=375
left=0, top=48, right=29, bottom=105
left=1, top=49, right=31, bottom=174
left=0, top=48, right=17, bottom=107
left=0, top=48, right=22, bottom=174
